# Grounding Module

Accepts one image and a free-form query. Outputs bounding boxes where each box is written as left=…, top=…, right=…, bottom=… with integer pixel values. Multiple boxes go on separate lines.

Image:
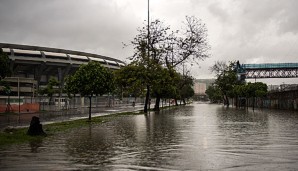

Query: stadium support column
left=35, top=63, right=45, bottom=89
left=9, top=49, right=15, bottom=76
left=35, top=51, right=46, bottom=88
left=57, top=64, right=72, bottom=96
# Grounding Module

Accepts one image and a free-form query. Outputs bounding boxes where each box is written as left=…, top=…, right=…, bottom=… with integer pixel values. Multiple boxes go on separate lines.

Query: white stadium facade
left=0, top=43, right=125, bottom=98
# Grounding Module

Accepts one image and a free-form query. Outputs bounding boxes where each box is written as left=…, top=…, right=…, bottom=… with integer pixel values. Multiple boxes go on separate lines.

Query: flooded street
left=1, top=103, right=298, bottom=170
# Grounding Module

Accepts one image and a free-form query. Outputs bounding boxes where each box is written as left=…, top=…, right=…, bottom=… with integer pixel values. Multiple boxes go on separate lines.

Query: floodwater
left=1, top=103, right=298, bottom=170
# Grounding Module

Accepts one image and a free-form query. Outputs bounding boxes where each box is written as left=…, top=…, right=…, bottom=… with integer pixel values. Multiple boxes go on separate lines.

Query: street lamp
left=147, top=0, right=150, bottom=58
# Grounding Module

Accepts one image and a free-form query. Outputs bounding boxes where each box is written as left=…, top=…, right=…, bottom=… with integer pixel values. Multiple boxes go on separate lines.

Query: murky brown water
left=1, top=103, right=298, bottom=170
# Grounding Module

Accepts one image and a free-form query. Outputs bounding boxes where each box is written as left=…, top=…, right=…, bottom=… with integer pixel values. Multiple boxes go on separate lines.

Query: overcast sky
left=0, top=0, right=297, bottom=84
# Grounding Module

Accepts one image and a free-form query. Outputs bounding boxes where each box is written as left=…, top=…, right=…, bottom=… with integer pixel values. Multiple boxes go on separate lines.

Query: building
left=193, top=79, right=215, bottom=101
left=194, top=82, right=206, bottom=95
left=0, top=43, right=125, bottom=87
left=0, top=43, right=125, bottom=112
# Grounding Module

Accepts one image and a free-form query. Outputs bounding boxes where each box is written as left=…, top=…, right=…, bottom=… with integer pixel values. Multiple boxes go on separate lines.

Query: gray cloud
left=0, top=0, right=141, bottom=60
left=0, top=0, right=297, bottom=84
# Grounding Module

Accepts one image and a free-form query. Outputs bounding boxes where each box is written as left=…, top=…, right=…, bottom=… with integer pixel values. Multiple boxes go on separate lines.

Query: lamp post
left=253, top=76, right=256, bottom=111
left=18, top=77, right=20, bottom=123
left=147, top=0, right=150, bottom=59
left=144, top=0, right=150, bottom=113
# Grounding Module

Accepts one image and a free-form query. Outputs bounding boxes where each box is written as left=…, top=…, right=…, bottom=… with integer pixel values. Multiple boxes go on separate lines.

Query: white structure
left=0, top=43, right=125, bottom=88
left=194, top=82, right=207, bottom=95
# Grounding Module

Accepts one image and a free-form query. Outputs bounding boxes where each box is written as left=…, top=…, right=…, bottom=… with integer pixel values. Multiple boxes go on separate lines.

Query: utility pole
left=144, top=0, right=150, bottom=113
left=253, top=76, right=256, bottom=111
left=147, top=0, right=150, bottom=59
left=148, top=0, right=151, bottom=111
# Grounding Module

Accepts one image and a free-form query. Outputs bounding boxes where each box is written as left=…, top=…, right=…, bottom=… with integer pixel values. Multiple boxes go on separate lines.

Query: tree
left=64, top=75, right=79, bottom=98
left=0, top=49, right=11, bottom=81
left=244, top=82, right=267, bottom=109
left=128, top=16, right=209, bottom=111
left=210, top=61, right=242, bottom=107
left=175, top=74, right=194, bottom=105
left=180, top=84, right=194, bottom=104
left=173, top=16, right=209, bottom=67
left=38, top=77, right=60, bottom=104
left=114, top=63, right=146, bottom=102
left=254, top=82, right=267, bottom=97
left=231, top=81, right=267, bottom=108
left=130, top=16, right=209, bottom=68
left=205, top=84, right=222, bottom=103
left=151, top=66, right=179, bottom=110
left=1, top=81, right=12, bottom=112
left=67, top=61, right=114, bottom=121
left=64, top=75, right=79, bottom=109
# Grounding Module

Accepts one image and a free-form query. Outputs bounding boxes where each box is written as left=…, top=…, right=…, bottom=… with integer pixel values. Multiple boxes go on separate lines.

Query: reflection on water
left=29, top=138, right=43, bottom=153
left=1, top=104, right=298, bottom=170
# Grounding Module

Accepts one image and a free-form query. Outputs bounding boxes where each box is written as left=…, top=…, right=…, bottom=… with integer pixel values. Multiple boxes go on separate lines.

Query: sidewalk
left=0, top=104, right=145, bottom=129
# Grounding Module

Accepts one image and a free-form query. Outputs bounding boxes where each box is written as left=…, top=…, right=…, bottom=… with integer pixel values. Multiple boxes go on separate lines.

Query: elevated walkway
left=243, top=63, right=298, bottom=69
left=237, top=62, right=298, bottom=79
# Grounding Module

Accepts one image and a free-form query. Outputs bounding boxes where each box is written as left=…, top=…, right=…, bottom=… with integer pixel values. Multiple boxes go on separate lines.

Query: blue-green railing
left=242, top=63, right=298, bottom=69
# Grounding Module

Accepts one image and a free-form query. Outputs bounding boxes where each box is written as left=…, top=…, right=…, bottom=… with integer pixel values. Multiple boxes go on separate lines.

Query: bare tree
left=128, top=16, right=210, bottom=111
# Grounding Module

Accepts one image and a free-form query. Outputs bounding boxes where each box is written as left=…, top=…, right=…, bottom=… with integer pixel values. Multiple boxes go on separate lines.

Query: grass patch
left=0, top=106, right=180, bottom=148
left=0, top=127, right=43, bottom=148
left=0, top=110, right=144, bottom=149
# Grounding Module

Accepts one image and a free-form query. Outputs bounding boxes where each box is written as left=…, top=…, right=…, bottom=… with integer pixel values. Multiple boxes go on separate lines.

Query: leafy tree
left=151, top=66, right=179, bottom=110
left=180, top=84, right=194, bottom=104
left=255, top=85, right=267, bottom=97
left=64, top=75, right=79, bottom=98
left=245, top=82, right=267, bottom=109
left=68, top=61, right=114, bottom=121
left=205, top=84, right=222, bottom=103
left=211, top=61, right=268, bottom=108
left=251, top=82, right=267, bottom=98
left=0, top=49, right=11, bottom=81
left=114, top=60, right=182, bottom=111
left=211, top=61, right=242, bottom=107
left=38, top=77, right=60, bottom=103
left=0, top=81, right=12, bottom=112
left=128, top=16, right=209, bottom=111
left=175, top=74, right=194, bottom=105
left=232, top=82, right=267, bottom=108
left=114, top=63, right=146, bottom=101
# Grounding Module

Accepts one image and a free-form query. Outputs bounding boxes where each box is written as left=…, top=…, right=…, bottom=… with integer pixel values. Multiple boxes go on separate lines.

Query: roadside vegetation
left=0, top=49, right=11, bottom=81
left=0, top=104, right=181, bottom=148
left=0, top=15, right=209, bottom=147
left=64, top=16, right=209, bottom=117
left=0, top=111, right=143, bottom=148
left=206, top=61, right=267, bottom=108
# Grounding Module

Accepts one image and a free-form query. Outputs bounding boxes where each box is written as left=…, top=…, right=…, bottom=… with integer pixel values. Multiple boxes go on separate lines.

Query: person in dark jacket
left=27, top=116, right=47, bottom=136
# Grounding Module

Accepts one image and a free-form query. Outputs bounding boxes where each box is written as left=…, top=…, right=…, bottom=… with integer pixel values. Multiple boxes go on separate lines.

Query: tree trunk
left=175, top=99, right=178, bottom=106
left=253, top=96, right=255, bottom=111
left=154, top=96, right=160, bottom=111
left=73, top=94, right=76, bottom=109
left=88, top=96, right=92, bottom=121
left=224, top=94, right=229, bottom=107
left=144, top=85, right=150, bottom=113
left=183, top=99, right=186, bottom=105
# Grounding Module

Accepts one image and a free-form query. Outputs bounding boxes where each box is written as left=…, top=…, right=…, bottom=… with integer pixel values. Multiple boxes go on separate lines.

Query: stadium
left=0, top=43, right=126, bottom=112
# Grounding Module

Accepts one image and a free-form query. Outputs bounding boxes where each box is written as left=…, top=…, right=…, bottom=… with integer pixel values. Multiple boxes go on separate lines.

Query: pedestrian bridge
left=236, top=62, right=298, bottom=79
